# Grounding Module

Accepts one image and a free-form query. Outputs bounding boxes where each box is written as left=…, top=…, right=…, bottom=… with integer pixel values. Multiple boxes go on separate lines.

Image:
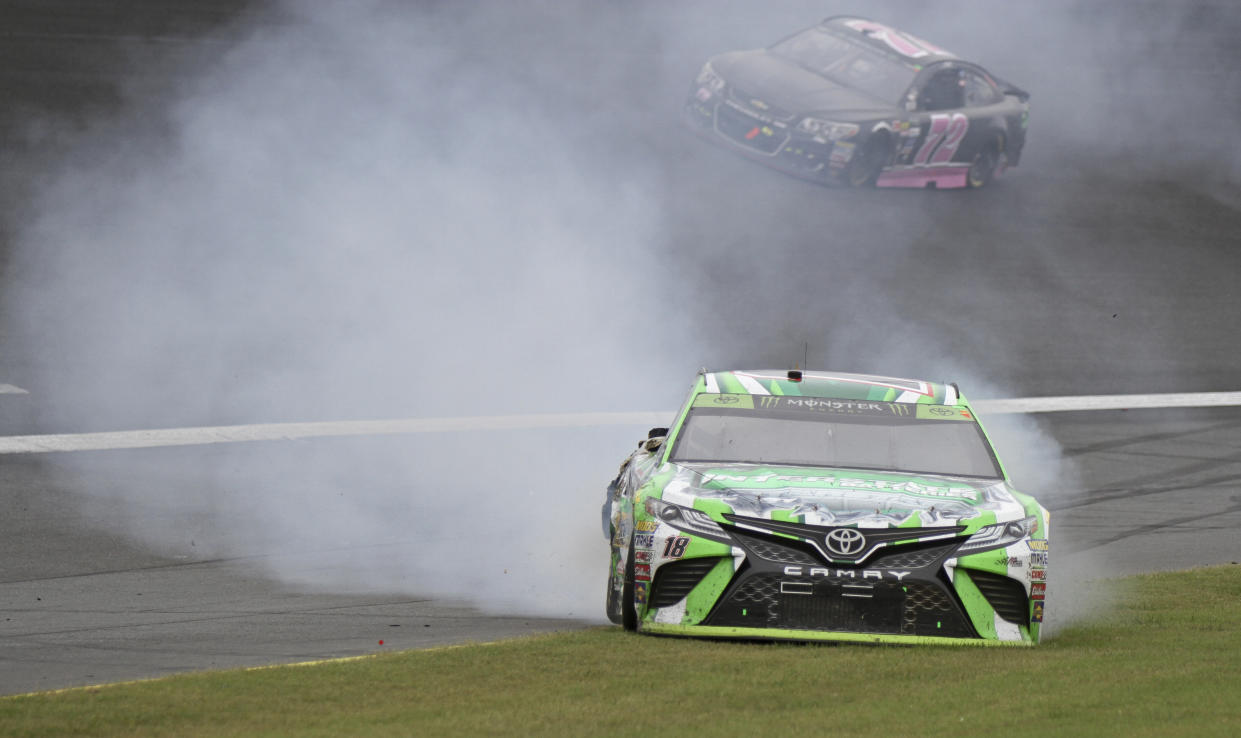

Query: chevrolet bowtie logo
left=750, top=99, right=769, bottom=110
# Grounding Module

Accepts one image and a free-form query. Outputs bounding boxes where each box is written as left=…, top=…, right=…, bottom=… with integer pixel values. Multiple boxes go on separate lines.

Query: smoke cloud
left=5, top=1, right=1234, bottom=623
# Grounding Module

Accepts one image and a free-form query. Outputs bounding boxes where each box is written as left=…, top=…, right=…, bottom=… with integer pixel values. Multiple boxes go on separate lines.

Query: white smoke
left=6, top=0, right=1231, bottom=625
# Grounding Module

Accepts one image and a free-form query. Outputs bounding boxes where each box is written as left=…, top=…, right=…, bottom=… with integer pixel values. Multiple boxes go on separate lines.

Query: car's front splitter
left=684, top=100, right=846, bottom=185
left=640, top=621, right=1034, bottom=647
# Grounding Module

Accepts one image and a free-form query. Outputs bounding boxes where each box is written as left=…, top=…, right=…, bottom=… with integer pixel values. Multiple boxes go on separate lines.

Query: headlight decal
left=795, top=117, right=859, bottom=140
left=956, top=515, right=1037, bottom=555
left=644, top=497, right=732, bottom=545
left=695, top=62, right=725, bottom=94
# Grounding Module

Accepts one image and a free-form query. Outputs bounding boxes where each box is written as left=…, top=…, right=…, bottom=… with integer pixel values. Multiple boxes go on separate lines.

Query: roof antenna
left=804, top=341, right=809, bottom=371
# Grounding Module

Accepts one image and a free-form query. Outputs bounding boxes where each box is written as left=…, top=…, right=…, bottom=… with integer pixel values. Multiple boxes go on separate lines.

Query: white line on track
left=1, top=392, right=1239, bottom=455
left=0, top=384, right=29, bottom=394
left=0, top=412, right=671, bottom=454
left=973, top=391, right=1241, bottom=414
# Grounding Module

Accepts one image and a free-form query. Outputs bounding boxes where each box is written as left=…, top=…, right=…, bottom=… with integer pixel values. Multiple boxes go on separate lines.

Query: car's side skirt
left=876, top=164, right=971, bottom=189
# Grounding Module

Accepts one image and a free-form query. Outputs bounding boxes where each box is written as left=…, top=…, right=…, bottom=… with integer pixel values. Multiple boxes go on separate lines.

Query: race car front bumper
left=684, top=93, right=853, bottom=183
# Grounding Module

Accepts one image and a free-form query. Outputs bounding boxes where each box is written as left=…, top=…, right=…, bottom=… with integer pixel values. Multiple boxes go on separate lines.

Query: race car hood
left=654, top=462, right=1024, bottom=530
left=711, top=49, right=897, bottom=118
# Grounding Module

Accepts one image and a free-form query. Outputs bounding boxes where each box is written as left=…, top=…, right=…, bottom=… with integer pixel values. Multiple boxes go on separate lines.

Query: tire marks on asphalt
left=1063, top=495, right=1241, bottom=554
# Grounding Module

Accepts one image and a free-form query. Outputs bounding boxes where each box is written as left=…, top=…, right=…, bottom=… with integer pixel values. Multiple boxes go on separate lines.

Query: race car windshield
left=670, top=396, right=1002, bottom=479
left=770, top=28, right=917, bottom=105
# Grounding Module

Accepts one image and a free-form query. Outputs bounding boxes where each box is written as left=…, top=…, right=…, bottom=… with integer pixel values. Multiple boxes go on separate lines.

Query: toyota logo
left=713, top=395, right=740, bottom=404
left=825, top=528, right=866, bottom=557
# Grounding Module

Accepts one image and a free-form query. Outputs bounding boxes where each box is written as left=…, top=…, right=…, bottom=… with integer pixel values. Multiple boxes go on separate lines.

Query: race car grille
left=649, top=557, right=725, bottom=609
left=965, top=569, right=1030, bottom=627
left=715, top=103, right=788, bottom=154
left=732, top=575, right=779, bottom=604
left=704, top=568, right=976, bottom=638
left=867, top=542, right=960, bottom=570
left=725, top=88, right=794, bottom=121
left=728, top=529, right=820, bottom=566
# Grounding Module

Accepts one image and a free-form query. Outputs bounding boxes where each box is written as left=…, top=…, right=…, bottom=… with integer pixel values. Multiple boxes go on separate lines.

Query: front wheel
left=845, top=133, right=889, bottom=188
left=621, top=536, right=638, bottom=631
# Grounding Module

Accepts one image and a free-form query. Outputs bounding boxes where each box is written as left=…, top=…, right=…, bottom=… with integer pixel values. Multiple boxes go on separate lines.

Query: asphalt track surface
left=3, top=1, right=1241, bottom=696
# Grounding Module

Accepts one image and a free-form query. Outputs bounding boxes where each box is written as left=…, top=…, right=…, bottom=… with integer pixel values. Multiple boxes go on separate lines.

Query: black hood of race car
left=711, top=49, right=898, bottom=119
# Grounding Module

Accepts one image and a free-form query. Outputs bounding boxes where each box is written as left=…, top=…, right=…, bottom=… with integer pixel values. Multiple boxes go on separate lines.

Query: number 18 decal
left=662, top=536, right=690, bottom=559
left=914, top=113, right=969, bottom=165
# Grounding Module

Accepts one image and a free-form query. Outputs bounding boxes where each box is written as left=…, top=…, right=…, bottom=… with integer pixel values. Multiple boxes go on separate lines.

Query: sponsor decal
left=634, top=534, right=655, bottom=549
left=635, top=581, right=648, bottom=605
left=1031, top=600, right=1044, bottom=623
left=693, top=393, right=754, bottom=409
left=636, top=520, right=658, bottom=532
left=635, top=563, right=652, bottom=582
left=1030, top=552, right=1049, bottom=567
left=662, top=536, right=690, bottom=559
left=840, top=18, right=953, bottom=58
left=723, top=99, right=776, bottom=125
left=635, top=550, right=652, bottom=563
left=1006, top=556, right=1024, bottom=568
left=783, top=565, right=912, bottom=582
left=1028, top=539, right=1049, bottom=552
left=830, top=141, right=854, bottom=165
left=916, top=405, right=974, bottom=421
left=1030, top=568, right=1047, bottom=581
left=697, top=394, right=983, bottom=429
left=754, top=396, right=915, bottom=418
left=698, top=472, right=978, bottom=501
left=750, top=99, right=769, bottom=110
left=1031, top=582, right=1046, bottom=600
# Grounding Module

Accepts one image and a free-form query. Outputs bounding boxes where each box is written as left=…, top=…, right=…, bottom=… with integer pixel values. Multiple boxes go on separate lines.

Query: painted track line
left=0, top=412, right=671, bottom=454
left=0, top=383, right=29, bottom=394
left=3, top=637, right=528, bottom=699
left=973, top=391, right=1241, bottom=414
left=2, top=392, right=1240, bottom=455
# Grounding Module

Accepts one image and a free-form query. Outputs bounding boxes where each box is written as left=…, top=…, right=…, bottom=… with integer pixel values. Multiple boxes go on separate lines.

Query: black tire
left=845, top=133, right=889, bottom=188
left=621, top=535, right=638, bottom=631
left=967, top=138, right=1001, bottom=189
left=605, top=567, right=622, bottom=625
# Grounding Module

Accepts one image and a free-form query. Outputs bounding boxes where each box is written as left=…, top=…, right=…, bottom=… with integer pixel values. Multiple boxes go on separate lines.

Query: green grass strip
left=3, top=565, right=1240, bottom=737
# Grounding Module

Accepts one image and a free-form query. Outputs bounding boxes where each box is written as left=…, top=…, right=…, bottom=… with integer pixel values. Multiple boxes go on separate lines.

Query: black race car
left=685, top=16, right=1030, bottom=189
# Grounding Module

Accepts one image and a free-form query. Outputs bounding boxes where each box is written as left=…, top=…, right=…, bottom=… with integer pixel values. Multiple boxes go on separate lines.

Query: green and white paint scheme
left=604, top=369, right=1050, bottom=645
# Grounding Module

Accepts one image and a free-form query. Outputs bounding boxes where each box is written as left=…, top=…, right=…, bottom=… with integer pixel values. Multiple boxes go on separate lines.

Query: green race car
left=603, top=369, right=1049, bottom=645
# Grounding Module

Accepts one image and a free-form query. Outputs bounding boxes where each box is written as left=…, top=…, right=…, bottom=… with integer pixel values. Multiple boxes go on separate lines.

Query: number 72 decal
left=914, top=113, right=970, bottom=165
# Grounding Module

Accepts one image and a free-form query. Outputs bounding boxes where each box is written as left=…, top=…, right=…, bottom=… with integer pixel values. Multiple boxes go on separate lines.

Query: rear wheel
left=845, top=133, right=889, bottom=188
left=621, top=536, right=638, bottom=631
left=967, top=138, right=1002, bottom=188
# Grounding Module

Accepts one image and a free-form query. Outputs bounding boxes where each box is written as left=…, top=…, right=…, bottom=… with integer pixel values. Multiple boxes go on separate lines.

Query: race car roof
left=821, top=16, right=957, bottom=65
left=699, top=369, right=959, bottom=405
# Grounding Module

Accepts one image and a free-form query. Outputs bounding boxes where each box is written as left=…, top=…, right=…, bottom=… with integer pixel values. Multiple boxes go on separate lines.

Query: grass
left=3, top=565, right=1240, bottom=737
